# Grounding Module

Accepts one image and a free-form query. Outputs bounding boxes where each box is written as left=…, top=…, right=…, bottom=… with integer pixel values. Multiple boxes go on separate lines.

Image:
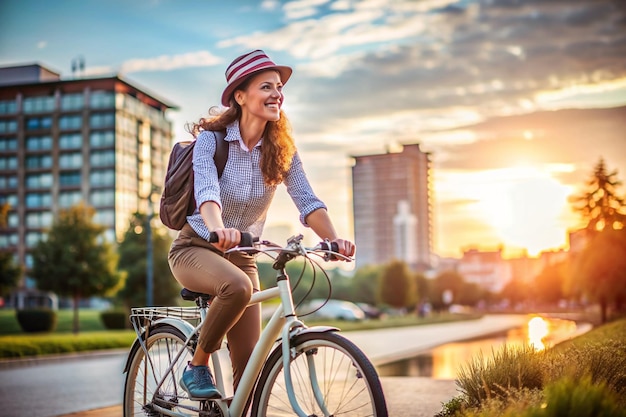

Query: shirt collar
left=227, top=120, right=263, bottom=151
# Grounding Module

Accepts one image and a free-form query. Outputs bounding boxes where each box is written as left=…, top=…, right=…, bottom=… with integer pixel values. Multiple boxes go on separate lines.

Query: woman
left=168, top=49, right=355, bottom=400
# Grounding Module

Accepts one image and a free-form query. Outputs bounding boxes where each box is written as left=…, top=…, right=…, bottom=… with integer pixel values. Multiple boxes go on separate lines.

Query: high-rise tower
left=351, top=144, right=432, bottom=271
left=0, top=63, right=177, bottom=300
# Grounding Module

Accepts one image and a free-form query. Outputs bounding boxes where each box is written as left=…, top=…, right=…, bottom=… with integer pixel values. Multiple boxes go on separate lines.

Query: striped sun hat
left=221, top=50, right=293, bottom=107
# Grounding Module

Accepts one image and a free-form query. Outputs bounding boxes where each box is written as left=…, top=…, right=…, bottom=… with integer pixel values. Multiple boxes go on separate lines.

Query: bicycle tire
left=123, top=325, right=195, bottom=416
left=251, top=331, right=388, bottom=417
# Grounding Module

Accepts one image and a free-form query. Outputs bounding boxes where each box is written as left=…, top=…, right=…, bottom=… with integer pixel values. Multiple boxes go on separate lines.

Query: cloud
left=277, top=0, right=626, bottom=142
left=119, top=50, right=223, bottom=74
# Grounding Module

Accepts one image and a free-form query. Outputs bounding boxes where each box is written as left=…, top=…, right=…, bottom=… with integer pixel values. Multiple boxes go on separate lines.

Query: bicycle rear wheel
left=123, top=325, right=194, bottom=416
left=251, top=331, right=388, bottom=417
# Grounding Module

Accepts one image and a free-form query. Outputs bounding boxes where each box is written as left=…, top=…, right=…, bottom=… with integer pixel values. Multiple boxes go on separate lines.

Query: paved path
left=2, top=314, right=531, bottom=417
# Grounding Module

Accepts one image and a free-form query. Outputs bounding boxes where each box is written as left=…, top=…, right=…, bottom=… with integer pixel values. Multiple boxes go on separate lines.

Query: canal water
left=377, top=315, right=584, bottom=379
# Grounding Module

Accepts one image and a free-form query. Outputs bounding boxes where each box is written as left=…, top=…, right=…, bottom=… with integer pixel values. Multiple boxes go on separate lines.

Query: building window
left=61, top=93, right=84, bottom=111
left=90, top=112, right=115, bottom=128
left=0, top=100, right=17, bottom=114
left=26, top=154, right=53, bottom=169
left=0, top=193, right=17, bottom=207
left=0, top=175, right=18, bottom=189
left=59, top=115, right=82, bottom=130
left=59, top=133, right=83, bottom=149
left=25, top=192, right=52, bottom=207
left=25, top=173, right=53, bottom=189
left=59, top=152, right=83, bottom=169
left=90, top=130, right=115, bottom=148
left=26, top=212, right=53, bottom=228
left=59, top=190, right=83, bottom=208
left=7, top=212, right=18, bottom=228
left=0, top=156, right=18, bottom=170
left=90, top=91, right=115, bottom=109
left=0, top=137, right=17, bottom=151
left=0, top=233, right=19, bottom=248
left=90, top=150, right=115, bottom=167
left=23, top=96, right=55, bottom=114
left=90, top=169, right=114, bottom=186
left=94, top=209, right=115, bottom=227
left=26, top=135, right=53, bottom=151
left=26, top=116, right=52, bottom=130
left=25, top=231, right=45, bottom=248
left=0, top=120, right=18, bottom=133
left=60, top=171, right=82, bottom=187
left=90, top=189, right=114, bottom=206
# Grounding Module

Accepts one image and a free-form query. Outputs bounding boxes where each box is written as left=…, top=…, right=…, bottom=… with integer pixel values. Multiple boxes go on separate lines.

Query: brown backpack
left=159, top=130, right=227, bottom=230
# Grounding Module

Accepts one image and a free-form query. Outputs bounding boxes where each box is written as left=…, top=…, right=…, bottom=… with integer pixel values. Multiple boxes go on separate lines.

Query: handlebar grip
left=320, top=241, right=339, bottom=253
left=208, top=231, right=257, bottom=247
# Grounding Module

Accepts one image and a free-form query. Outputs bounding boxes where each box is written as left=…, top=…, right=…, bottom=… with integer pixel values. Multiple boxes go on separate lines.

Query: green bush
left=100, top=310, right=128, bottom=330
left=545, top=339, right=626, bottom=402
left=522, top=376, right=626, bottom=417
left=16, top=309, right=57, bottom=333
left=440, top=318, right=626, bottom=416
left=456, top=344, right=546, bottom=407
left=0, top=331, right=136, bottom=358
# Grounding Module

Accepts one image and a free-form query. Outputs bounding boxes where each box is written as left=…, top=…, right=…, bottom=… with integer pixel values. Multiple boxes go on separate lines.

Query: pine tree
left=571, top=158, right=626, bottom=232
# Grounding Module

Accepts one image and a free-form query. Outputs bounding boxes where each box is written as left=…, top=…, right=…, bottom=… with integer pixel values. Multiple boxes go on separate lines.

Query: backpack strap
left=213, top=129, right=228, bottom=178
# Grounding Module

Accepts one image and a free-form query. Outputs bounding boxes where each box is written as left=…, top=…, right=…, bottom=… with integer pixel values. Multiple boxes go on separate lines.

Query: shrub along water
left=436, top=318, right=626, bottom=417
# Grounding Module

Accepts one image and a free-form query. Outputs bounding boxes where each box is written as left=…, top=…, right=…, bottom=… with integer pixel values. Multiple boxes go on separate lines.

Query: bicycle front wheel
left=251, top=331, right=388, bottom=417
left=123, top=325, right=194, bottom=416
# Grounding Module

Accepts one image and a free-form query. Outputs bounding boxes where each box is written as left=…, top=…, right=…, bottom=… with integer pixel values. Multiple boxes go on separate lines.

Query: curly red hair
left=187, top=105, right=296, bottom=186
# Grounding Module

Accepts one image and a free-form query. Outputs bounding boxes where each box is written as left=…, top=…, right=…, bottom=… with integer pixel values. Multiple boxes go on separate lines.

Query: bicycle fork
left=276, top=278, right=331, bottom=417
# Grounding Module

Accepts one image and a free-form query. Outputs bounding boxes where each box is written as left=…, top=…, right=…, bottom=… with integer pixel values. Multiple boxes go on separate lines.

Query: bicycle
left=122, top=233, right=388, bottom=417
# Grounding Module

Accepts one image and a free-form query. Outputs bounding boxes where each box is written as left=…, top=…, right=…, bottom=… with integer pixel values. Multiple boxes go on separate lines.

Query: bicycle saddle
left=180, top=288, right=213, bottom=302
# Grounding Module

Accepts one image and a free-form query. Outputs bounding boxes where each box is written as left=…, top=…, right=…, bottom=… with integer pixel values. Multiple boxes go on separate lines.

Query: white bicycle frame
left=135, top=240, right=342, bottom=417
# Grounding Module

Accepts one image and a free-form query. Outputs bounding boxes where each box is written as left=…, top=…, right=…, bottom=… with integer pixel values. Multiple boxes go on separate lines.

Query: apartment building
left=351, top=143, right=433, bottom=271
left=0, top=63, right=176, bottom=294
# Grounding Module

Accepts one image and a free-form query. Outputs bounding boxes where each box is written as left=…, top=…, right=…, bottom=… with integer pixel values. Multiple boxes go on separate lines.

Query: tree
left=500, top=278, right=529, bottom=309
left=431, top=270, right=465, bottom=311
left=532, top=262, right=566, bottom=306
left=117, top=213, right=180, bottom=308
left=574, top=228, right=626, bottom=323
left=334, top=264, right=382, bottom=305
left=0, top=251, right=21, bottom=297
left=569, top=159, right=626, bottom=323
left=0, top=203, right=21, bottom=297
left=378, top=259, right=416, bottom=309
left=30, top=203, right=122, bottom=333
left=571, top=158, right=626, bottom=233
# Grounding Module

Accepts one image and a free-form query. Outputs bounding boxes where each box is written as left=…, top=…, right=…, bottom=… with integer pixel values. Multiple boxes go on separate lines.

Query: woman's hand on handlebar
left=209, top=228, right=241, bottom=252
left=331, top=238, right=355, bottom=261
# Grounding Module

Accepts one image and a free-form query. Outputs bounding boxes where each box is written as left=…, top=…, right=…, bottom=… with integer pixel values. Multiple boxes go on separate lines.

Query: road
left=0, top=350, right=127, bottom=417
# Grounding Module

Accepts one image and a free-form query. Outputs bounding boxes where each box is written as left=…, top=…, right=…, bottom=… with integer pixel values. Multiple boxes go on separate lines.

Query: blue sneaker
left=179, top=364, right=222, bottom=400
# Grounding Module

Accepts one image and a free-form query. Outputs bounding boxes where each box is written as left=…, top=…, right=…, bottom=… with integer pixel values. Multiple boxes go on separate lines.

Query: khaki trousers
left=168, top=224, right=261, bottom=390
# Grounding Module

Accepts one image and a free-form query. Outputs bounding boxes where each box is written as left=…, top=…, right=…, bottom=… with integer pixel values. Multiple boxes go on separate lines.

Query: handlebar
left=208, top=231, right=257, bottom=248
left=209, top=231, right=349, bottom=263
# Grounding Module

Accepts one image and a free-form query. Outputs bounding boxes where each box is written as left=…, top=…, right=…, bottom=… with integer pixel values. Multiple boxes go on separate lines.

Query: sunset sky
left=1, top=0, right=625, bottom=258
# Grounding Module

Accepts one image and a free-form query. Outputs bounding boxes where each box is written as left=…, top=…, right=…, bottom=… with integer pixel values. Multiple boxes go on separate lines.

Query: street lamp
left=146, top=185, right=160, bottom=307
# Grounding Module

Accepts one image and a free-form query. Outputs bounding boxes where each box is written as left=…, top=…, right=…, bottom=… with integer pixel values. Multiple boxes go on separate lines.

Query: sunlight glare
left=528, top=316, right=549, bottom=351
left=468, top=165, right=570, bottom=255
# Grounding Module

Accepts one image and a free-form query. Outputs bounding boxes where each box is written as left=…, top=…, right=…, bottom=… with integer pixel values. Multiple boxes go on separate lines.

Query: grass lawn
left=0, top=307, right=482, bottom=359
left=0, top=308, right=109, bottom=335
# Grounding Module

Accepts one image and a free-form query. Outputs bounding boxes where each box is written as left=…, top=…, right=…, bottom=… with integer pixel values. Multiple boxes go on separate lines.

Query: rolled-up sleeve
left=193, top=131, right=222, bottom=210
left=284, top=152, right=327, bottom=226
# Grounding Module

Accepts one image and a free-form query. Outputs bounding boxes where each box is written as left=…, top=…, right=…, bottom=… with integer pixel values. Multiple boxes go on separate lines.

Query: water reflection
left=378, top=316, right=580, bottom=379
left=528, top=316, right=549, bottom=350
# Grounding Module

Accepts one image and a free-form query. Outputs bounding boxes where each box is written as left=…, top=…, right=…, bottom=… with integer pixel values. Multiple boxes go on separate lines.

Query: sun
left=475, top=165, right=572, bottom=256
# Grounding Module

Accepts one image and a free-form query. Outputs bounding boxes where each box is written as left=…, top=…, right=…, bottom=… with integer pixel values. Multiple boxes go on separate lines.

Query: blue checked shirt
left=187, top=120, right=327, bottom=241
